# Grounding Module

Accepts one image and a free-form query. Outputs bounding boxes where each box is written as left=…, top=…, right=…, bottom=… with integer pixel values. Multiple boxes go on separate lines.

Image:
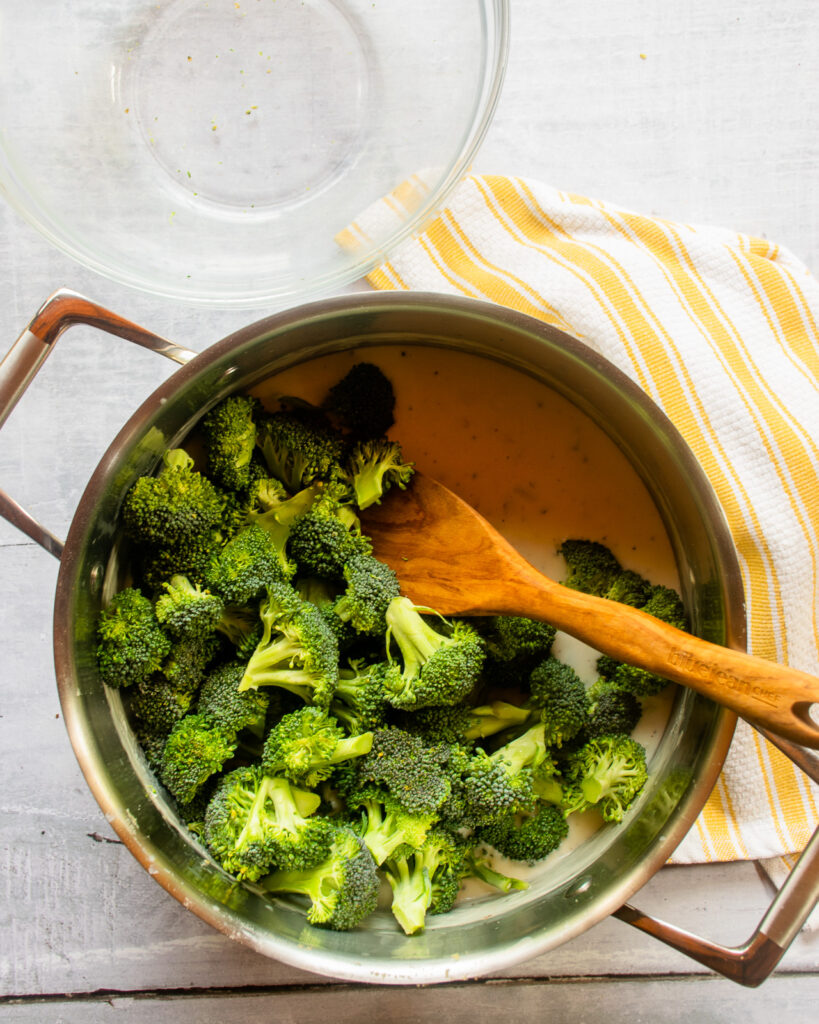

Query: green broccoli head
left=595, top=655, right=669, bottom=698
left=257, top=412, right=346, bottom=493
left=96, top=587, right=172, bottom=689
left=339, top=776, right=436, bottom=866
left=130, top=673, right=194, bottom=739
left=122, top=449, right=225, bottom=548
left=161, top=633, right=220, bottom=695
left=527, top=657, right=590, bottom=747
left=344, top=438, right=414, bottom=510
left=332, top=660, right=393, bottom=732
left=456, top=722, right=558, bottom=825
left=352, top=727, right=454, bottom=816
left=215, top=604, right=264, bottom=661
left=206, top=522, right=295, bottom=606
left=154, top=574, right=224, bottom=640
left=201, top=394, right=261, bottom=491
left=263, top=825, right=380, bottom=931
left=558, top=539, right=622, bottom=596
left=563, top=734, right=648, bottom=822
left=401, top=700, right=532, bottom=747
left=288, top=489, right=372, bottom=579
left=382, top=597, right=486, bottom=711
left=477, top=803, right=569, bottom=864
left=604, top=569, right=653, bottom=607
left=204, top=767, right=331, bottom=880
left=332, top=553, right=400, bottom=635
left=261, top=706, right=373, bottom=787
left=484, top=615, right=557, bottom=668
left=641, top=584, right=688, bottom=631
left=585, top=679, right=642, bottom=740
left=159, top=713, right=237, bottom=804
left=135, top=529, right=223, bottom=594
left=196, top=660, right=270, bottom=738
left=383, top=828, right=465, bottom=935
left=323, top=362, right=396, bottom=439
left=239, top=591, right=339, bottom=705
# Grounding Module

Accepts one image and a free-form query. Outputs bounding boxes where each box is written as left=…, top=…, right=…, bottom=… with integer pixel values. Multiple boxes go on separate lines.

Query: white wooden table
left=1, top=2, right=818, bottom=1019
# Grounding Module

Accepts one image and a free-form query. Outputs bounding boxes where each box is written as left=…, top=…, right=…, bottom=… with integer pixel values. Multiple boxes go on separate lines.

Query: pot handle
left=613, top=730, right=819, bottom=986
left=0, top=289, right=196, bottom=559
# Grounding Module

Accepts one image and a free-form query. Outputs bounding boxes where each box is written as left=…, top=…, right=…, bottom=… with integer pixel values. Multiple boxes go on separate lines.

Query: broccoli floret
left=332, top=554, right=400, bottom=635
left=161, top=633, right=220, bottom=695
left=96, top=587, right=172, bottom=689
left=323, top=362, right=396, bottom=439
left=585, top=679, right=642, bottom=740
left=341, top=778, right=436, bottom=866
left=196, top=660, right=270, bottom=738
left=527, top=657, right=590, bottom=747
left=462, top=722, right=557, bottom=822
left=477, top=803, right=569, bottom=864
left=154, top=574, right=224, bottom=639
left=353, top=727, right=453, bottom=815
left=604, top=569, right=653, bottom=607
left=288, top=488, right=372, bottom=579
left=159, top=713, right=237, bottom=804
left=263, top=826, right=380, bottom=931
left=122, top=449, right=225, bottom=548
left=464, top=848, right=529, bottom=894
left=484, top=615, right=557, bottom=670
left=201, top=395, right=261, bottom=491
left=206, top=522, right=294, bottom=606
left=382, top=597, right=486, bottom=710
left=595, top=655, right=669, bottom=698
left=131, top=673, right=194, bottom=739
left=558, top=539, right=622, bottom=596
left=136, top=529, right=223, bottom=593
left=642, top=584, right=688, bottom=631
left=331, top=660, right=393, bottom=732
left=215, top=604, right=264, bottom=661
left=402, top=701, right=532, bottom=746
left=383, top=828, right=464, bottom=935
left=261, top=707, right=373, bottom=787
left=176, top=777, right=218, bottom=837
left=257, top=412, right=346, bottom=493
left=239, top=591, right=339, bottom=705
left=344, top=438, right=414, bottom=510
left=563, top=734, right=648, bottom=822
left=204, top=767, right=332, bottom=880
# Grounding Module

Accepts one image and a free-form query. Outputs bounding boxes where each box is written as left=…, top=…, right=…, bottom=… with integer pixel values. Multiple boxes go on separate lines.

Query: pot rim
left=52, top=291, right=743, bottom=984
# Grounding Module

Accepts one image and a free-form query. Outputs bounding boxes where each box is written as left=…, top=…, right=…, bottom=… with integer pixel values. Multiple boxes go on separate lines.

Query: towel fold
left=349, top=173, right=819, bottom=871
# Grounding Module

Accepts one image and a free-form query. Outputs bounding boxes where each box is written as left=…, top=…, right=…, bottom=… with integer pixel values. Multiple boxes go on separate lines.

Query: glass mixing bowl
left=0, top=1, right=508, bottom=306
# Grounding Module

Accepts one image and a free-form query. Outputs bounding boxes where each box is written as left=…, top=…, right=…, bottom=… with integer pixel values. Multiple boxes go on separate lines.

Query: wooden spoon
left=362, top=473, right=819, bottom=749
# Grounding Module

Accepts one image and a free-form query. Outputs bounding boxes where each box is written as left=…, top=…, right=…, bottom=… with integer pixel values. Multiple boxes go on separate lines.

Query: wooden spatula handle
left=509, top=562, right=819, bottom=748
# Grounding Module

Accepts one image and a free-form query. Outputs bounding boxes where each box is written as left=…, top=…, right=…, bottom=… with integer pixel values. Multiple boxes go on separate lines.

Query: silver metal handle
left=614, top=733, right=819, bottom=986
left=0, top=289, right=196, bottom=559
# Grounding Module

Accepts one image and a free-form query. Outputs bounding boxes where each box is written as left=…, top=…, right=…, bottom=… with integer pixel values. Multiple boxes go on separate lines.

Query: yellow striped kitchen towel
left=350, top=173, right=819, bottom=877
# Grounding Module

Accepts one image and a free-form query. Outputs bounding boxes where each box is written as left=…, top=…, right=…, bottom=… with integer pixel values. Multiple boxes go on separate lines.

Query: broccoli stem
left=330, top=733, right=374, bottom=764
left=386, top=597, right=447, bottom=676
left=468, top=855, right=528, bottom=893
left=239, top=635, right=308, bottom=691
left=267, top=776, right=304, bottom=835
left=386, top=856, right=432, bottom=935
left=234, top=775, right=273, bottom=850
left=264, top=858, right=343, bottom=923
left=490, top=721, right=548, bottom=774
left=465, top=701, right=533, bottom=740
left=581, top=753, right=644, bottom=805
left=360, top=803, right=418, bottom=866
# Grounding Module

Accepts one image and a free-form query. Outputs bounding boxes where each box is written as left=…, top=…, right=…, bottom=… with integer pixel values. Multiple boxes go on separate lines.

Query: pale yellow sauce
left=253, top=343, right=679, bottom=890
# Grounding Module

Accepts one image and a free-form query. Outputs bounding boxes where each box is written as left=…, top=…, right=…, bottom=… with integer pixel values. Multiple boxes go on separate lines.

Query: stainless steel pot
left=1, top=289, right=817, bottom=987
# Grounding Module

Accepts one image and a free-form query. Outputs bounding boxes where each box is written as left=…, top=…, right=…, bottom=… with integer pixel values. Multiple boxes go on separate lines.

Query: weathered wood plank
left=4, top=974, right=819, bottom=1024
